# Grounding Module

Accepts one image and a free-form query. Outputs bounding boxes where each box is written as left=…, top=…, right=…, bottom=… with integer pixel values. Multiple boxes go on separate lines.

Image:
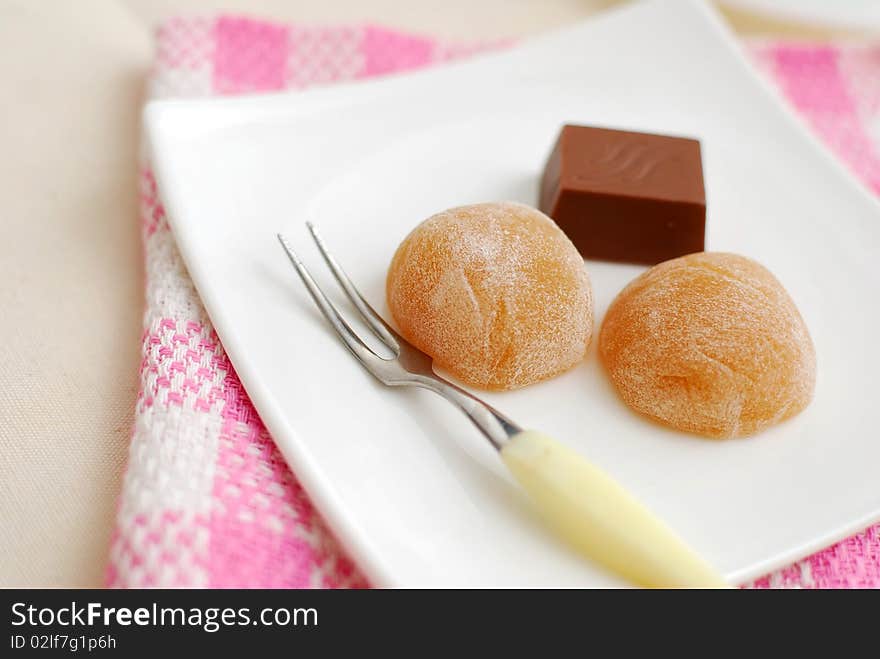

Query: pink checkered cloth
left=106, top=16, right=880, bottom=588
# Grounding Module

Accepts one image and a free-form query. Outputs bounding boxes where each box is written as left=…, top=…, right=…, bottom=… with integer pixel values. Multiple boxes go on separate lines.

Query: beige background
left=0, top=0, right=864, bottom=587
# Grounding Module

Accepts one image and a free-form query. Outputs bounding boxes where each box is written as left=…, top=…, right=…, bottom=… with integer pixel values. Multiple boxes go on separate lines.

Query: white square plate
left=146, top=0, right=880, bottom=586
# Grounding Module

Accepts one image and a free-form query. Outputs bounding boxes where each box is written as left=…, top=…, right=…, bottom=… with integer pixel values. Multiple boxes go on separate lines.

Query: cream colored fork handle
left=501, top=430, right=730, bottom=588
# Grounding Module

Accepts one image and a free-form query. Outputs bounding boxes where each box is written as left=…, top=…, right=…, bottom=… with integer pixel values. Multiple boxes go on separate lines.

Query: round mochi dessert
left=387, top=202, right=593, bottom=390
left=599, top=252, right=816, bottom=439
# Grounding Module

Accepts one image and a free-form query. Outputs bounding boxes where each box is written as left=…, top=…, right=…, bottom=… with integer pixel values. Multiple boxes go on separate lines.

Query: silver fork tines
left=305, top=222, right=400, bottom=352
left=276, top=232, right=383, bottom=371
left=276, top=227, right=521, bottom=450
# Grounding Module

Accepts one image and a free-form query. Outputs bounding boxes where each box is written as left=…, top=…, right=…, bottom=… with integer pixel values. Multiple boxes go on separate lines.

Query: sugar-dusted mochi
left=387, top=202, right=593, bottom=390
left=599, top=252, right=816, bottom=438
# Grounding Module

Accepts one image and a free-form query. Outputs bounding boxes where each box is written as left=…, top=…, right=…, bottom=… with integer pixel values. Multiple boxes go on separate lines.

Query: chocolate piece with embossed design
left=539, top=124, right=706, bottom=264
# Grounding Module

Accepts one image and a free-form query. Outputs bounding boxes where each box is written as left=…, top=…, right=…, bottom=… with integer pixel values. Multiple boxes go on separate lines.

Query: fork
left=277, top=224, right=729, bottom=588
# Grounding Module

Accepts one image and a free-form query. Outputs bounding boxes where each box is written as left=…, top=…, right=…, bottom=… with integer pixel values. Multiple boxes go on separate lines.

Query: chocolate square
left=539, top=125, right=706, bottom=265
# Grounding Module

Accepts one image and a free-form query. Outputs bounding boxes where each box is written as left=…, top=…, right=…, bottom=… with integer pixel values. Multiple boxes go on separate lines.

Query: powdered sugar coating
left=387, top=202, right=593, bottom=390
left=599, top=252, right=816, bottom=439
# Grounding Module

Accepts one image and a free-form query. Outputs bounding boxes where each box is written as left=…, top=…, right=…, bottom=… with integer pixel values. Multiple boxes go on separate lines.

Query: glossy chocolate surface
left=539, top=125, right=706, bottom=264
